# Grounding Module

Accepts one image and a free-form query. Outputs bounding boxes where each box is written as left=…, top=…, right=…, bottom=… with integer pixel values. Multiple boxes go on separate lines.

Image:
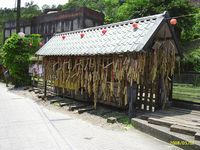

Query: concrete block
left=195, top=132, right=200, bottom=141
left=107, top=117, right=117, bottom=124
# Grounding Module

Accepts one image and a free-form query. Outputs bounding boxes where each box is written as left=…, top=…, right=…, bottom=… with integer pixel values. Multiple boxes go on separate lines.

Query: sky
left=0, top=0, right=69, bottom=9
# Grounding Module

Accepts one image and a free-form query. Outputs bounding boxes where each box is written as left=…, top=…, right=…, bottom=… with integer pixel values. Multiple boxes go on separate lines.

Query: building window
left=11, top=29, right=16, bottom=35
left=41, top=24, right=44, bottom=34
left=5, top=29, right=10, bottom=38
left=73, top=19, right=78, bottom=30
left=48, top=23, right=52, bottom=34
left=43, top=24, right=46, bottom=34
left=85, top=19, right=93, bottom=27
left=20, top=27, right=24, bottom=33
left=25, top=26, right=31, bottom=34
left=11, top=22, right=16, bottom=28
left=37, top=25, right=42, bottom=33
left=64, top=21, right=68, bottom=31
left=51, top=23, right=55, bottom=33
left=56, top=21, right=62, bottom=33
left=45, top=24, right=49, bottom=34
left=5, top=22, right=10, bottom=28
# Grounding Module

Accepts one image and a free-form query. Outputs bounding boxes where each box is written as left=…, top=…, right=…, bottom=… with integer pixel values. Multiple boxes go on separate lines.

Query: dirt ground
left=10, top=86, right=133, bottom=131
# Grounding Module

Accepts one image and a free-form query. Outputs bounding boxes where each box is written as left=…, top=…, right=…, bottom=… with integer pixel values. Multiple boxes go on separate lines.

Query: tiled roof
left=36, top=12, right=167, bottom=56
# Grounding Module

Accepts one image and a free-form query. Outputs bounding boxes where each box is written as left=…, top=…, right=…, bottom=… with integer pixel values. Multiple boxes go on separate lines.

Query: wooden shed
left=36, top=12, right=181, bottom=115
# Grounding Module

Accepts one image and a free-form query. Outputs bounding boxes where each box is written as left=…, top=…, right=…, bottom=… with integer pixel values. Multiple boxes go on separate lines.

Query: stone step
left=148, top=117, right=174, bottom=127
left=37, top=94, right=44, bottom=99
left=68, top=104, right=89, bottom=111
left=139, top=114, right=150, bottom=120
left=28, top=89, right=34, bottom=92
left=38, top=91, right=44, bottom=94
left=49, top=99, right=63, bottom=104
left=78, top=107, right=94, bottom=114
left=23, top=87, right=30, bottom=90
left=59, top=101, right=73, bottom=107
left=141, top=114, right=200, bottom=129
left=195, top=133, right=200, bottom=141
left=170, top=124, right=199, bottom=136
left=34, top=90, right=41, bottom=94
left=132, top=118, right=200, bottom=150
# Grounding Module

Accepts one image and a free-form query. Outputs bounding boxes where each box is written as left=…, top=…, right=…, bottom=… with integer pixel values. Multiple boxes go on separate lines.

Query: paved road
left=0, top=83, right=181, bottom=150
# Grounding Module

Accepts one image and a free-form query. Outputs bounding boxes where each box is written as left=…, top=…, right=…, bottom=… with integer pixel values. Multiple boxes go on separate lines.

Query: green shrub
left=2, top=34, right=41, bottom=87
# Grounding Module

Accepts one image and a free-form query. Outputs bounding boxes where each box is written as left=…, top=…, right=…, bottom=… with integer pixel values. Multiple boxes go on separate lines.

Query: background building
left=3, top=7, right=104, bottom=42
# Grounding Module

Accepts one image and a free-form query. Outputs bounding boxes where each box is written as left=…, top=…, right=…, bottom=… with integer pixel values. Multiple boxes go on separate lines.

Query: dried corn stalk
left=42, top=40, right=176, bottom=109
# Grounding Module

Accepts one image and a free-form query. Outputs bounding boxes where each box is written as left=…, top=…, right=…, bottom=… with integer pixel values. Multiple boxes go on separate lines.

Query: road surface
left=0, top=83, right=181, bottom=150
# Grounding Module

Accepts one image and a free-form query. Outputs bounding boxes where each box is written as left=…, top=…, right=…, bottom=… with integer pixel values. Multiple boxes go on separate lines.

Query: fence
left=173, top=72, right=200, bottom=104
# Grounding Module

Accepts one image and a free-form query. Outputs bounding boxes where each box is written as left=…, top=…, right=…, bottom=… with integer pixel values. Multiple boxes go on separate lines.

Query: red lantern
left=62, top=35, right=66, bottom=40
left=170, top=18, right=177, bottom=25
left=132, top=23, right=139, bottom=29
left=80, top=33, right=85, bottom=38
left=102, top=29, right=107, bottom=35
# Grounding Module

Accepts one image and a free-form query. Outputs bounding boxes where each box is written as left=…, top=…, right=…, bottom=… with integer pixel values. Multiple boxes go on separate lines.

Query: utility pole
left=16, top=0, right=21, bottom=33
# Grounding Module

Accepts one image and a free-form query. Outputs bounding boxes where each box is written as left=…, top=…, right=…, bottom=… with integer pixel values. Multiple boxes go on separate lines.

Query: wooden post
left=128, top=81, right=137, bottom=118
left=43, top=57, right=47, bottom=97
left=37, top=56, right=39, bottom=87
left=16, top=0, right=21, bottom=33
left=44, top=80, right=47, bottom=97
left=169, top=75, right=173, bottom=102
left=157, top=76, right=162, bottom=109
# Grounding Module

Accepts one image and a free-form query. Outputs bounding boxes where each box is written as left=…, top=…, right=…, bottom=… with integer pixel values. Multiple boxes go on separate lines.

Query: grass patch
left=102, top=111, right=133, bottom=128
left=117, top=116, right=133, bottom=128
left=173, top=83, right=200, bottom=103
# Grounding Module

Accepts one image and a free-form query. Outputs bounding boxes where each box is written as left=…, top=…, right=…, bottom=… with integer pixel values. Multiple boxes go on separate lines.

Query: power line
left=167, top=13, right=200, bottom=20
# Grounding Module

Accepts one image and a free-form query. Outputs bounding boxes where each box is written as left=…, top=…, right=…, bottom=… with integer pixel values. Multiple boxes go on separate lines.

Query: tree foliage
left=0, top=1, right=41, bottom=48
left=62, top=0, right=198, bottom=42
left=2, top=34, right=41, bottom=86
left=182, top=47, right=200, bottom=73
left=117, top=0, right=197, bottom=41
left=21, top=1, right=41, bottom=19
left=0, top=0, right=200, bottom=73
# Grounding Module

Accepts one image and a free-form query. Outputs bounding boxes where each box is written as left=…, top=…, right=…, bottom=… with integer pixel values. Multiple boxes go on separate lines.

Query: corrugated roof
left=36, top=12, right=167, bottom=56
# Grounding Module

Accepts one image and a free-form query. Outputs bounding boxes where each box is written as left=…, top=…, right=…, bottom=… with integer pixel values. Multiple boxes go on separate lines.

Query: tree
left=192, top=8, right=200, bottom=39
left=0, top=8, right=16, bottom=47
left=21, top=1, right=41, bottom=19
left=42, top=4, right=51, bottom=12
left=2, top=34, right=41, bottom=86
left=116, top=0, right=197, bottom=41
left=61, top=0, right=198, bottom=42
left=61, top=0, right=120, bottom=23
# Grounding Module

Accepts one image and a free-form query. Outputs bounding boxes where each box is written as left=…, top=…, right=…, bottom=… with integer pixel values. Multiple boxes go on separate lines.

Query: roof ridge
left=55, top=12, right=167, bottom=36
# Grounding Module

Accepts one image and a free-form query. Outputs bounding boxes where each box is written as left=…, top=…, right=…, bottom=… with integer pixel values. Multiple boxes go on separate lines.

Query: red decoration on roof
left=132, top=23, right=139, bottom=29
left=62, top=35, right=66, bottom=40
left=170, top=18, right=177, bottom=25
left=102, top=29, right=107, bottom=35
left=80, top=33, right=85, bottom=38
